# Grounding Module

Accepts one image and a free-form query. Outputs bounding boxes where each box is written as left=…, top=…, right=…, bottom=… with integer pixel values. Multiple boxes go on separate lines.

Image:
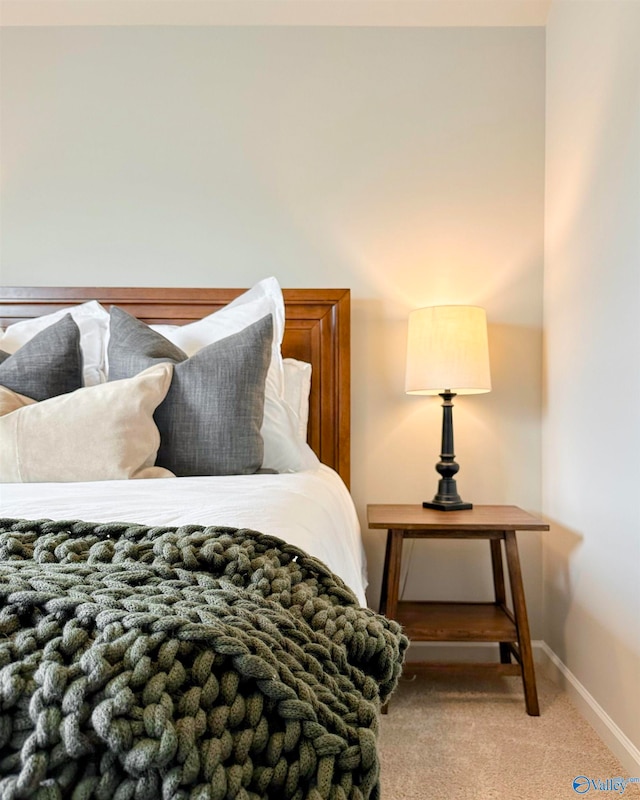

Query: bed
left=0, top=282, right=407, bottom=800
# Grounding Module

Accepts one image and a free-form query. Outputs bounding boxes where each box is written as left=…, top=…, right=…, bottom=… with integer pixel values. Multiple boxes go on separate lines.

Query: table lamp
left=405, top=305, right=491, bottom=510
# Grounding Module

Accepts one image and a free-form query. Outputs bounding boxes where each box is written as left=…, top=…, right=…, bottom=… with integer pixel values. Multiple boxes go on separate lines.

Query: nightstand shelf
left=395, top=601, right=517, bottom=642
left=368, top=504, right=549, bottom=715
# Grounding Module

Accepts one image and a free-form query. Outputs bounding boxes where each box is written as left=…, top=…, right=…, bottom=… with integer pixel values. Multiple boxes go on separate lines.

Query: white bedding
left=0, top=464, right=368, bottom=605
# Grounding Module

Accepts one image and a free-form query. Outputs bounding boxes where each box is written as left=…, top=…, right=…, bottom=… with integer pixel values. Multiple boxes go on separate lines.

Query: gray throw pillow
left=0, top=314, right=83, bottom=401
left=108, top=306, right=272, bottom=477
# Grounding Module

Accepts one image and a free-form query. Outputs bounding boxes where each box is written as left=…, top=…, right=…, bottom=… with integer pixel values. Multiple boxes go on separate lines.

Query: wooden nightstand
left=367, top=504, right=549, bottom=715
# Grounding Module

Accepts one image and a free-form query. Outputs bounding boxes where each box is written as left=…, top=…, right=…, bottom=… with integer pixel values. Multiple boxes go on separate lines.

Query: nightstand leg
left=490, top=538, right=511, bottom=665
left=379, top=530, right=393, bottom=616
left=381, top=529, right=404, bottom=620
left=380, top=529, right=404, bottom=715
left=504, top=531, right=540, bottom=716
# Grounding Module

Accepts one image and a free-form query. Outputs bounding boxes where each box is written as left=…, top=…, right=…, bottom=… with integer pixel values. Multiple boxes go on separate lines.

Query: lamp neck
left=438, top=391, right=457, bottom=458
left=422, top=388, right=472, bottom=511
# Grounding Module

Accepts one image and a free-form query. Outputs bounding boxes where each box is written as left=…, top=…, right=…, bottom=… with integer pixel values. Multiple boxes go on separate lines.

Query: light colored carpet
left=379, top=670, right=639, bottom=799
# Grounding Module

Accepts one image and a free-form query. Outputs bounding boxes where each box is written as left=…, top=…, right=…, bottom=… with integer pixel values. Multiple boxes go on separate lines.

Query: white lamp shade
left=405, top=305, right=491, bottom=395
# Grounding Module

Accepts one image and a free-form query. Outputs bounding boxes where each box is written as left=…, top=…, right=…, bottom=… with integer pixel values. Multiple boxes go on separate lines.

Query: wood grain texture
left=395, top=601, right=518, bottom=642
left=0, top=286, right=351, bottom=487
left=504, top=530, right=540, bottom=715
left=367, top=504, right=549, bottom=531
left=402, top=662, right=522, bottom=676
left=490, top=538, right=513, bottom=664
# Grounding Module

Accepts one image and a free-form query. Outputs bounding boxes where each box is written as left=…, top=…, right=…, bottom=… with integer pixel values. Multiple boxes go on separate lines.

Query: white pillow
left=0, top=301, right=109, bottom=387
left=0, top=363, right=175, bottom=483
left=283, top=358, right=312, bottom=444
left=149, top=277, right=316, bottom=472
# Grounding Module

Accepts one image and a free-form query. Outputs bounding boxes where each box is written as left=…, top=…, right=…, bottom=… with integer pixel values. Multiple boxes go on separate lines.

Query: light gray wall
left=544, top=0, right=640, bottom=755
left=0, top=26, right=545, bottom=631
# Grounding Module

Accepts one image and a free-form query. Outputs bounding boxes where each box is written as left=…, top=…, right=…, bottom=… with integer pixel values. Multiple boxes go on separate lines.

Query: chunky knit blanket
left=0, top=518, right=407, bottom=800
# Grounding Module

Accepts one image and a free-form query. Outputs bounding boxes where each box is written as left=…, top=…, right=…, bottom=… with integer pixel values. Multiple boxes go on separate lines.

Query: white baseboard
left=535, top=641, right=640, bottom=775
left=404, top=640, right=640, bottom=774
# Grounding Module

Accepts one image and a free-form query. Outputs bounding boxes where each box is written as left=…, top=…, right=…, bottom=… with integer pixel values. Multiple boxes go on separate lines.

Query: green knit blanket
left=0, top=519, right=407, bottom=800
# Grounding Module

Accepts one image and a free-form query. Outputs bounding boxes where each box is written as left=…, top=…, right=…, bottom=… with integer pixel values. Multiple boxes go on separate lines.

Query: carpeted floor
left=379, top=670, right=639, bottom=799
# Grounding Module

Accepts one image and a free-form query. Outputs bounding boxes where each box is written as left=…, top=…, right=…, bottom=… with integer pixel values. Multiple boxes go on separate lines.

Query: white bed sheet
left=0, top=464, right=368, bottom=605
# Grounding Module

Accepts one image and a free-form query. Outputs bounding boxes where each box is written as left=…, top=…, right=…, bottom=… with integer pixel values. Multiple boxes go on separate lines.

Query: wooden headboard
left=0, top=287, right=351, bottom=487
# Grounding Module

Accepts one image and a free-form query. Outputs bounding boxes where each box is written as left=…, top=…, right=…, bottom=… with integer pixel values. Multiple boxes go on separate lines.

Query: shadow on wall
left=542, top=520, right=583, bottom=665
left=544, top=519, right=640, bottom=758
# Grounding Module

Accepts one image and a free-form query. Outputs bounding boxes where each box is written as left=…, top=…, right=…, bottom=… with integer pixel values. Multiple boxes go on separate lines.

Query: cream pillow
left=0, top=363, right=175, bottom=483
left=0, top=388, right=34, bottom=416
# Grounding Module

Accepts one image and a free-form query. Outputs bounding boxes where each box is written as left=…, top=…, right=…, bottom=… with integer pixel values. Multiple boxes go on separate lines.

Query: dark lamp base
left=423, top=500, right=473, bottom=511
left=423, top=391, right=474, bottom=513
